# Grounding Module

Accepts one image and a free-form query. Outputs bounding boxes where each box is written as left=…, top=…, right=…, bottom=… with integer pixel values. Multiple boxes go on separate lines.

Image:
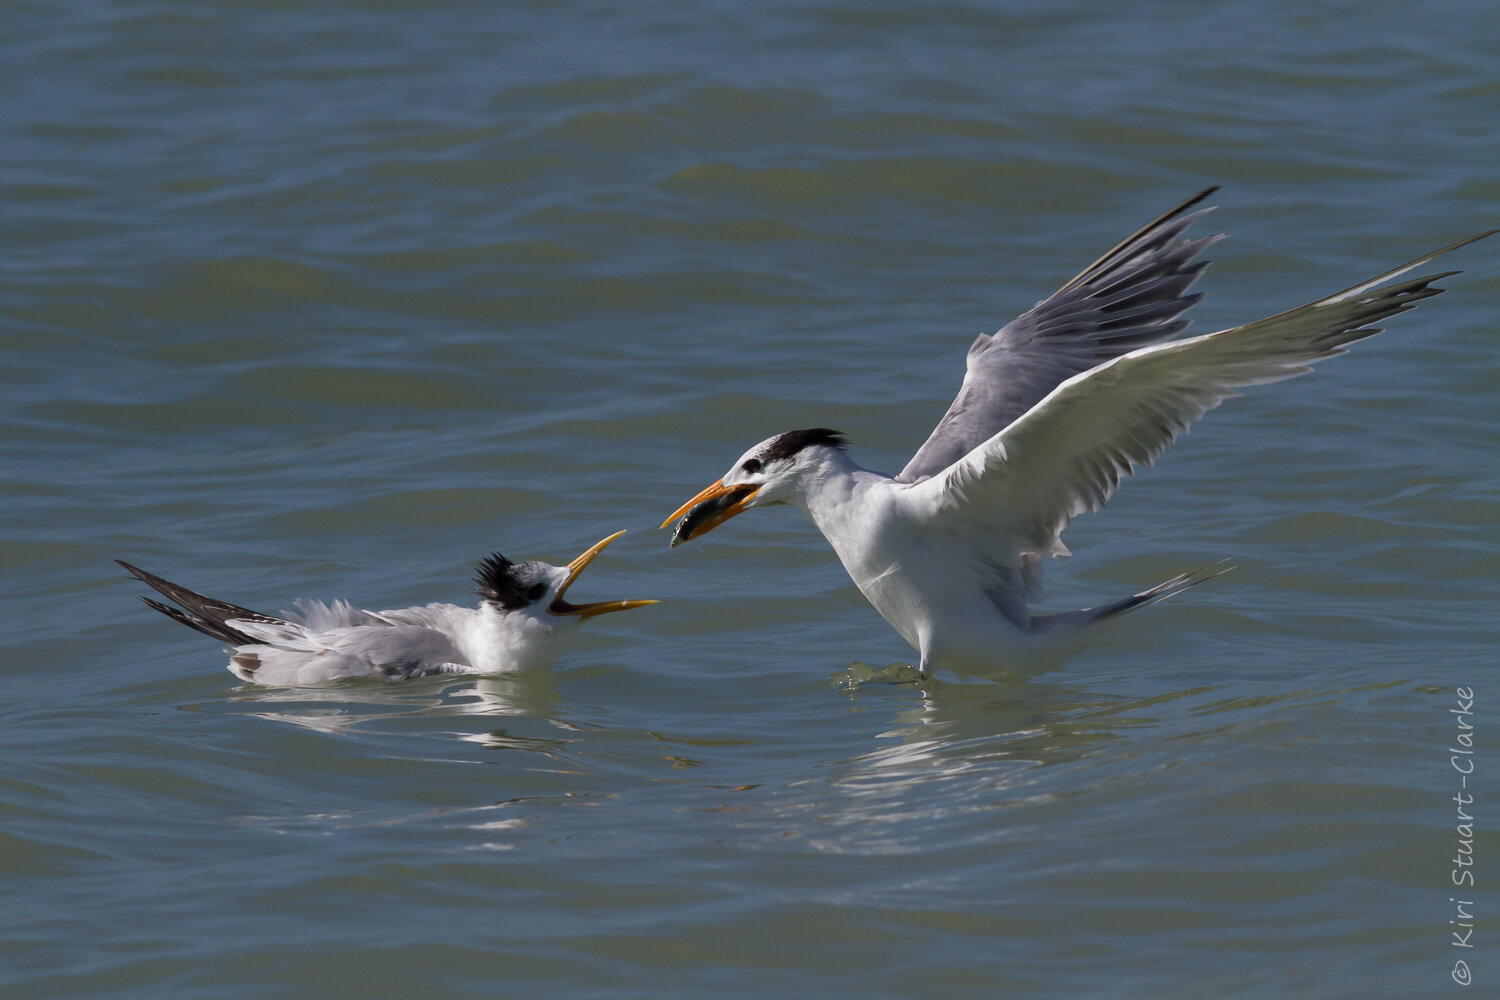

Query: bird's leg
left=916, top=638, right=934, bottom=680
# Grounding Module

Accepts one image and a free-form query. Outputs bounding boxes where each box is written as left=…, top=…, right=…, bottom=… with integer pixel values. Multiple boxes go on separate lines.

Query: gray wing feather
left=316, top=626, right=468, bottom=679
left=232, top=602, right=470, bottom=678
left=288, top=597, right=394, bottom=630
left=898, top=188, right=1223, bottom=483
left=919, top=231, right=1494, bottom=559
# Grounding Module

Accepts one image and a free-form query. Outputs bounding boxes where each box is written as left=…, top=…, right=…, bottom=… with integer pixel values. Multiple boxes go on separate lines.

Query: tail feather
left=136, top=596, right=249, bottom=645
left=117, top=560, right=285, bottom=647
left=1030, top=561, right=1233, bottom=633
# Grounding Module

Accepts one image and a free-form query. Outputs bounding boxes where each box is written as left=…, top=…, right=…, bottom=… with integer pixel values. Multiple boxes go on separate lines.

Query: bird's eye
left=527, top=583, right=547, bottom=602
left=742, top=458, right=763, bottom=474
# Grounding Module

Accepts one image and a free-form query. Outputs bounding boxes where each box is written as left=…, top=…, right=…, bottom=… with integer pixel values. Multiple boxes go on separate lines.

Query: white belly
left=823, top=509, right=1043, bottom=673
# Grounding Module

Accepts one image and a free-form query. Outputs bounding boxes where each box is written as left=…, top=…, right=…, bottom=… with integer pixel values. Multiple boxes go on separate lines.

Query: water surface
left=3, top=2, right=1497, bottom=997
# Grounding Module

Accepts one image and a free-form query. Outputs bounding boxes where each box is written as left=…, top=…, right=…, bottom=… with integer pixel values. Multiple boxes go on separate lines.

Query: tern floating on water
left=663, top=188, right=1492, bottom=677
left=120, top=531, right=656, bottom=685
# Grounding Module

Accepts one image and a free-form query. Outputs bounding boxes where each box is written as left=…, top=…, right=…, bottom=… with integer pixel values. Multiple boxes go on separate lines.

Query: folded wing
left=230, top=602, right=469, bottom=680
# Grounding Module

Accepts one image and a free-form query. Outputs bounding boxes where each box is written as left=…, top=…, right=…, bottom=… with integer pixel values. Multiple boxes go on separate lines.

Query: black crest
left=475, top=552, right=539, bottom=611
left=762, top=428, right=848, bottom=464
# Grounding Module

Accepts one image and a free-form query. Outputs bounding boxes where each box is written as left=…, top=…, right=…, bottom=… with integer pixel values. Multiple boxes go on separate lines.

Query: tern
left=663, top=189, right=1492, bottom=677
left=119, top=531, right=656, bottom=685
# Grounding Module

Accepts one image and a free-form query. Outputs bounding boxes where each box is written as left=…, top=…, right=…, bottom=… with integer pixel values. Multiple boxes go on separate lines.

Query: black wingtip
left=1435, top=229, right=1497, bottom=256
left=1183, top=184, right=1221, bottom=209
left=116, top=557, right=277, bottom=646
left=1055, top=187, right=1223, bottom=299
left=1157, top=185, right=1221, bottom=223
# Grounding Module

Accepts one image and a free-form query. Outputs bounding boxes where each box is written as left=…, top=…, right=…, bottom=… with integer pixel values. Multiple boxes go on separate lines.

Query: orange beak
left=660, top=480, right=762, bottom=548
left=547, top=530, right=659, bottom=618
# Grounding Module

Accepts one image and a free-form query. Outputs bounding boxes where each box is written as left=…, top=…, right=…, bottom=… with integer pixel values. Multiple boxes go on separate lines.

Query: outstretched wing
left=898, top=188, right=1223, bottom=483
left=909, top=231, right=1494, bottom=562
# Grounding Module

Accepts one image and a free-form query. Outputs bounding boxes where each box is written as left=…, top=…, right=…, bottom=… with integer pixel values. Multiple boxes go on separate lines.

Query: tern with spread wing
left=120, top=531, right=656, bottom=685
left=663, top=189, right=1492, bottom=677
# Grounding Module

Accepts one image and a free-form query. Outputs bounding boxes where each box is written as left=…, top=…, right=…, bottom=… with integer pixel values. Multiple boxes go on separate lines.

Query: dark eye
left=741, top=458, right=763, bottom=474
left=527, top=583, right=547, bottom=602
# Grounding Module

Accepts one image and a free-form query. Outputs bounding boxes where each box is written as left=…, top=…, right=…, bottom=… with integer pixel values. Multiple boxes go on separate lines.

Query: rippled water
left=3, top=1, right=1497, bottom=997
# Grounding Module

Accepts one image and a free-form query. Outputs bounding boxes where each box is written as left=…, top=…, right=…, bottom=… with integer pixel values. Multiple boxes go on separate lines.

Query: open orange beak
left=660, top=480, right=761, bottom=548
left=547, top=530, right=659, bottom=618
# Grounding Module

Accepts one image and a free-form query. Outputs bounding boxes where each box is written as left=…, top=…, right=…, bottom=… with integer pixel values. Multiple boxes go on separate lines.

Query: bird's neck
left=788, top=450, right=889, bottom=540
left=462, top=603, right=570, bottom=673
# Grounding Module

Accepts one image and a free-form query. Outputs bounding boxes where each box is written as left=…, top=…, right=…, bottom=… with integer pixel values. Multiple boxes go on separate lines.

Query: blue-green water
left=3, top=2, right=1496, bottom=997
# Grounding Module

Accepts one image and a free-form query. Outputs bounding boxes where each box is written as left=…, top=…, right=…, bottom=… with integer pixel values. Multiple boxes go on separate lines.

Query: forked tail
left=1030, top=562, right=1233, bottom=633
